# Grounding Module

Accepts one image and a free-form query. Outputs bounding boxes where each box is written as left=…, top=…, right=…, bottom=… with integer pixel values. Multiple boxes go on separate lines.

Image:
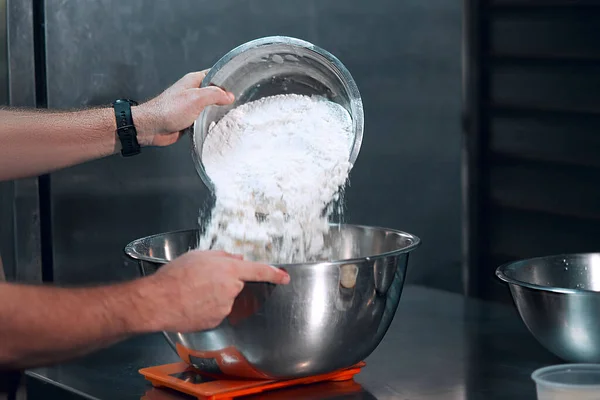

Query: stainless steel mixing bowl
left=497, top=253, right=600, bottom=363
left=190, top=36, right=364, bottom=191
left=125, top=224, right=419, bottom=379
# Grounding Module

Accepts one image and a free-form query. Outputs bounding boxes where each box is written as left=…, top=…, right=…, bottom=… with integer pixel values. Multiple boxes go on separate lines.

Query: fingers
left=175, top=70, right=210, bottom=89
left=191, top=86, right=235, bottom=108
left=233, top=261, right=291, bottom=285
left=183, top=250, right=289, bottom=284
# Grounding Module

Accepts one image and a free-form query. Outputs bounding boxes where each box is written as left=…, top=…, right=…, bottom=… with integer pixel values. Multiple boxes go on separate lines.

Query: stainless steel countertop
left=25, top=285, right=560, bottom=399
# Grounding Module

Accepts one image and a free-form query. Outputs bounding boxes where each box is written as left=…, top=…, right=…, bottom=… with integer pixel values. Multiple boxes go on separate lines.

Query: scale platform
left=139, top=361, right=366, bottom=400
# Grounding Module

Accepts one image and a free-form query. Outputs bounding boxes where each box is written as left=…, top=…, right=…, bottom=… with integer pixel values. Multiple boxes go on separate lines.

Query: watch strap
left=113, top=99, right=141, bottom=157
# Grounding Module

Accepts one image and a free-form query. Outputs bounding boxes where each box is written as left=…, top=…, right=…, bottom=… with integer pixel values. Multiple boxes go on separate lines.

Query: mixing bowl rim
left=190, top=35, right=364, bottom=191
left=124, top=223, right=420, bottom=266
left=532, top=363, right=600, bottom=389
left=496, top=252, right=600, bottom=295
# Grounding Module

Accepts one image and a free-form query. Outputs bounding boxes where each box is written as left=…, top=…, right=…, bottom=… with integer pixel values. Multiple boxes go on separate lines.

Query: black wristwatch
left=112, top=98, right=141, bottom=157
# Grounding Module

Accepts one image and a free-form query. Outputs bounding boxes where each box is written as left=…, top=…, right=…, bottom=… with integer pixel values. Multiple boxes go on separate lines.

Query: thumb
left=193, top=86, right=235, bottom=109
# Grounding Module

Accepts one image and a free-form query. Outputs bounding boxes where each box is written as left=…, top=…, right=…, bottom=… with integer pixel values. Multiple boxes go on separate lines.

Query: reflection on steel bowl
left=125, top=224, right=420, bottom=379
left=497, top=253, right=600, bottom=363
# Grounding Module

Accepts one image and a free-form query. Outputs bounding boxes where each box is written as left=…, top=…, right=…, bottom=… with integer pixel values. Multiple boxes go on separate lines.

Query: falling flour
left=198, top=93, right=353, bottom=263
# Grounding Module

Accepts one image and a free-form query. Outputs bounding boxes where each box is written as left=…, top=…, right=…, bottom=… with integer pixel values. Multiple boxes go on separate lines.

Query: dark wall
left=338, top=2, right=463, bottom=288
left=464, top=3, right=600, bottom=301
left=41, top=1, right=462, bottom=289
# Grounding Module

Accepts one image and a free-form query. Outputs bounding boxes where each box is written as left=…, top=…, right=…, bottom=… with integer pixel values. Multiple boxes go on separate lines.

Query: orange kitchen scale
left=139, top=361, right=366, bottom=400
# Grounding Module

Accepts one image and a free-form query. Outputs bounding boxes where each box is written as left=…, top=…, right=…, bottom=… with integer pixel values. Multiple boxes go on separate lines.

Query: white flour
left=198, top=93, right=353, bottom=263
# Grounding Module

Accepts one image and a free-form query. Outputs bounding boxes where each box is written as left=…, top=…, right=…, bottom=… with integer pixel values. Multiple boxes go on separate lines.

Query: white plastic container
left=532, top=364, right=600, bottom=400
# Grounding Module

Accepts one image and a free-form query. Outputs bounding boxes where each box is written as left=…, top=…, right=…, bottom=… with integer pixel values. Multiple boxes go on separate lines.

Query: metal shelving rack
left=463, top=0, right=600, bottom=302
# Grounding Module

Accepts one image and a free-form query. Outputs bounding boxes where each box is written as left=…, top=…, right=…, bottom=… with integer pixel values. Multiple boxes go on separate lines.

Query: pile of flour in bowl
left=198, top=93, right=354, bottom=263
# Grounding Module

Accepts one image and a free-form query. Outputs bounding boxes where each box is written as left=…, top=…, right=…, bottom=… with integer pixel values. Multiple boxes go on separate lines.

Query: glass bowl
left=190, top=36, right=364, bottom=191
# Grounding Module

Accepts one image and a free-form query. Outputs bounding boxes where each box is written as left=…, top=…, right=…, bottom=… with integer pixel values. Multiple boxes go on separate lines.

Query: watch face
left=113, top=99, right=138, bottom=106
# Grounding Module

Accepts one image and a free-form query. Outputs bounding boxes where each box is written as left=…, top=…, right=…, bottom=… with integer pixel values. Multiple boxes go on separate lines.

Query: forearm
left=0, top=107, right=151, bottom=181
left=0, top=279, right=155, bottom=370
left=0, top=72, right=234, bottom=181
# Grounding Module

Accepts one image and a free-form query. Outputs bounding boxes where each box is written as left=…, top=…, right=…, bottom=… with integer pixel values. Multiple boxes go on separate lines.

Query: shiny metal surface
left=26, top=286, right=561, bottom=399
left=497, top=253, right=600, bottom=363
left=0, top=0, right=11, bottom=281
left=3, top=0, right=42, bottom=284
left=0, top=0, right=6, bottom=104
left=191, top=36, right=364, bottom=191
left=125, top=224, right=420, bottom=379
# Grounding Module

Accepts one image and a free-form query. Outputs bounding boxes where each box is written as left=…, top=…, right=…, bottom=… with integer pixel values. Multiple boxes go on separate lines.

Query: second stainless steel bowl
left=125, top=224, right=419, bottom=379
left=497, top=253, right=600, bottom=363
